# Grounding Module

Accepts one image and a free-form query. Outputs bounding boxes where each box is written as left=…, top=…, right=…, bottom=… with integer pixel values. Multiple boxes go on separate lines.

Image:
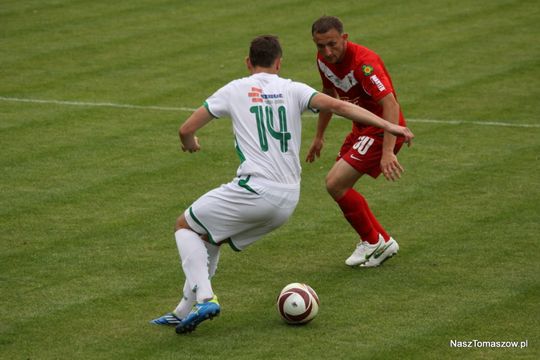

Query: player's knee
left=175, top=214, right=210, bottom=242
left=325, top=174, right=345, bottom=200
left=175, top=214, right=190, bottom=231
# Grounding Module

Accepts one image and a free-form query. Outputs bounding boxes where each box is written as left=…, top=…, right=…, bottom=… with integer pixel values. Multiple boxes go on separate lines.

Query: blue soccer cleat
left=175, top=296, right=220, bottom=334
left=150, top=312, right=182, bottom=326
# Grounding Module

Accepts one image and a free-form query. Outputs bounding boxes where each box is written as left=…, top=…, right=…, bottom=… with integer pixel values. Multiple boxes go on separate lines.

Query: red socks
left=336, top=188, right=389, bottom=244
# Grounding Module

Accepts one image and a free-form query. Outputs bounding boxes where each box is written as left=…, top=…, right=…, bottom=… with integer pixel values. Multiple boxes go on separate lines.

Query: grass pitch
left=1, top=1, right=539, bottom=359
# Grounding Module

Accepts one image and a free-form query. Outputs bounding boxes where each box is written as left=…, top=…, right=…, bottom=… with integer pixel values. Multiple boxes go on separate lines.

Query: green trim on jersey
left=203, top=101, right=218, bottom=118
left=307, top=92, right=320, bottom=113
left=188, top=207, right=216, bottom=245
left=238, top=175, right=259, bottom=194
left=235, top=136, right=246, bottom=163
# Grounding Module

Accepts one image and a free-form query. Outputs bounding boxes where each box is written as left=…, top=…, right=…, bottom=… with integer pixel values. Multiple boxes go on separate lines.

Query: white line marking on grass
left=0, top=96, right=196, bottom=113
left=407, top=118, right=540, bottom=128
left=1, top=96, right=539, bottom=128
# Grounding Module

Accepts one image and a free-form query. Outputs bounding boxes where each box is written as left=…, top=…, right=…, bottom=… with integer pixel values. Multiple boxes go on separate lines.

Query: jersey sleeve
left=204, top=82, right=233, bottom=118
left=355, top=63, right=393, bottom=102
left=292, top=81, right=319, bottom=113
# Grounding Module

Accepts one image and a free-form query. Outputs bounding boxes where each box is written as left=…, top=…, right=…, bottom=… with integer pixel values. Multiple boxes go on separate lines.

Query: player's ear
left=275, top=57, right=282, bottom=72
left=342, top=33, right=349, bottom=41
left=246, top=56, right=254, bottom=72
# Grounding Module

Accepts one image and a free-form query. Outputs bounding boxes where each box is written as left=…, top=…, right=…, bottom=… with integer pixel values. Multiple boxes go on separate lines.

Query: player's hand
left=387, top=124, right=414, bottom=147
left=306, top=137, right=324, bottom=163
left=380, top=152, right=404, bottom=181
left=181, top=136, right=200, bottom=153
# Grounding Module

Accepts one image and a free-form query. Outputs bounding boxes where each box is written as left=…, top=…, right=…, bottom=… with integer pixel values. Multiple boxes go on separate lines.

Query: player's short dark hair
left=311, top=16, right=344, bottom=35
left=249, top=35, right=282, bottom=68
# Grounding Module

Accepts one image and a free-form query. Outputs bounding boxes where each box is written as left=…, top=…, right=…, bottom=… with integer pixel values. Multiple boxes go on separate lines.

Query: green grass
left=1, top=0, right=539, bottom=359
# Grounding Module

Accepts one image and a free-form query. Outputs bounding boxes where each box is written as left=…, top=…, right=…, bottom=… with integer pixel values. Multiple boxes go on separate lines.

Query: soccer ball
left=277, top=283, right=320, bottom=324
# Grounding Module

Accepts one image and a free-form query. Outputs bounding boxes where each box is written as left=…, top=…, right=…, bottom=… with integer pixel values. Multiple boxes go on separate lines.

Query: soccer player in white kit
left=151, top=35, right=414, bottom=334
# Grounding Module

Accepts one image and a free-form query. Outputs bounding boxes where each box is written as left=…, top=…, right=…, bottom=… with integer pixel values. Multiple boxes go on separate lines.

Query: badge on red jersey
left=362, top=64, right=374, bottom=76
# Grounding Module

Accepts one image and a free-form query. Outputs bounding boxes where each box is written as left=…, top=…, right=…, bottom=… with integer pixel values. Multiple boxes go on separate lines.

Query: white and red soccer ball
left=277, top=283, right=320, bottom=324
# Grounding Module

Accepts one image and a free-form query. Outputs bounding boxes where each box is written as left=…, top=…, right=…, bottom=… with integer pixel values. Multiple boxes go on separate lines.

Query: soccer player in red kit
left=306, top=16, right=411, bottom=267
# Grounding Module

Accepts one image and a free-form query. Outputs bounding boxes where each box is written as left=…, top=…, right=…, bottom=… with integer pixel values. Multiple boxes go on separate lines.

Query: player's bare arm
left=309, top=93, right=414, bottom=142
left=379, top=93, right=405, bottom=181
left=179, top=106, right=214, bottom=152
left=306, top=87, right=338, bottom=163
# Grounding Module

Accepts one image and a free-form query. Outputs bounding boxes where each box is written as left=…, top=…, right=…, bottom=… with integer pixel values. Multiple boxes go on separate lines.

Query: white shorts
left=184, top=176, right=300, bottom=251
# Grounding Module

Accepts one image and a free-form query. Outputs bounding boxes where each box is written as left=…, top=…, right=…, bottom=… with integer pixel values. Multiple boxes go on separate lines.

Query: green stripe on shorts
left=189, top=207, right=216, bottom=245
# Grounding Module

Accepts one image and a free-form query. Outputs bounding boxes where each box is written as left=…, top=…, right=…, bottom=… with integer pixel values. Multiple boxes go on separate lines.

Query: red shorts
left=337, top=132, right=404, bottom=178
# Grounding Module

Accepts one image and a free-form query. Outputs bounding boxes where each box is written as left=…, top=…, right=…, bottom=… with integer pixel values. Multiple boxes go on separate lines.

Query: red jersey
left=317, top=41, right=406, bottom=136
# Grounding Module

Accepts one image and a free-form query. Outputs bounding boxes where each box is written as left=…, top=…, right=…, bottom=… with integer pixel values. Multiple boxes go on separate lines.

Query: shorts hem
left=185, top=207, right=218, bottom=245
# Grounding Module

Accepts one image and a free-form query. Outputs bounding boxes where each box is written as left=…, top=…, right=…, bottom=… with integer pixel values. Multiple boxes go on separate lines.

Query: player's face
left=313, top=29, right=348, bottom=64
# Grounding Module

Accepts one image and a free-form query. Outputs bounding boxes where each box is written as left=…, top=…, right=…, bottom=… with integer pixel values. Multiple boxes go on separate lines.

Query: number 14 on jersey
left=250, top=105, right=291, bottom=153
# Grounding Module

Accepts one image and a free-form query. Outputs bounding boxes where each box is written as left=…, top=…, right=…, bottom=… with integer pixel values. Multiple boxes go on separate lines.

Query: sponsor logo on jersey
left=261, top=93, right=283, bottom=99
left=339, top=96, right=362, bottom=106
left=370, top=75, right=386, bottom=92
left=248, top=87, right=284, bottom=104
left=248, top=87, right=263, bottom=103
left=318, top=59, right=358, bottom=92
left=362, top=64, right=374, bottom=76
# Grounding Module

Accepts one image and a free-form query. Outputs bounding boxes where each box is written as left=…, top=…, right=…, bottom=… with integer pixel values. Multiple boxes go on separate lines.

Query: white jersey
left=204, top=72, right=318, bottom=185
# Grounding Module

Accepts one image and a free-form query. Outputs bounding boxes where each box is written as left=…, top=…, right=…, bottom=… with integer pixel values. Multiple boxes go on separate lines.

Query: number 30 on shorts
left=353, top=136, right=375, bottom=155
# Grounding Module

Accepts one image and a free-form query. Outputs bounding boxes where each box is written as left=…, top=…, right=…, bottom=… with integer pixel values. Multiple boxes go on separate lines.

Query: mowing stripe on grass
left=1, top=96, right=539, bottom=129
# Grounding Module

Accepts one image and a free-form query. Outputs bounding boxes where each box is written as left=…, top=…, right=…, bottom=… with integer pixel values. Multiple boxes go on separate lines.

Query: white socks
left=174, top=280, right=196, bottom=318
left=173, top=229, right=220, bottom=315
left=174, top=242, right=220, bottom=318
